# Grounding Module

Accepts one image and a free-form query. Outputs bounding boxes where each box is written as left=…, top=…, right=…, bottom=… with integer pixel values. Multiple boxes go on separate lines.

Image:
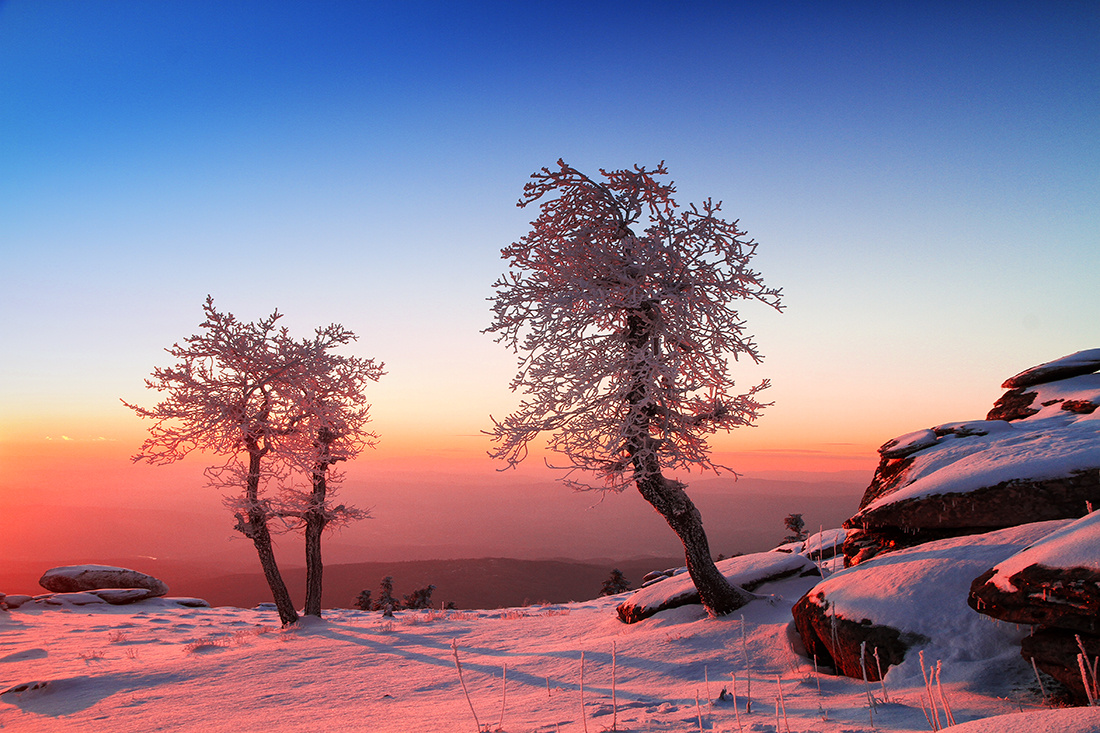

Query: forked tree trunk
left=239, top=449, right=299, bottom=626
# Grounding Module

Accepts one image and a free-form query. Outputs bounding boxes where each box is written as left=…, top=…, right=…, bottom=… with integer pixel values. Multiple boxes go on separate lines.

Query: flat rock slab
left=844, top=371, right=1100, bottom=565
left=616, top=551, right=818, bottom=623
left=42, top=592, right=106, bottom=606
left=90, top=588, right=160, bottom=605
left=39, top=565, right=168, bottom=596
left=1, top=595, right=32, bottom=609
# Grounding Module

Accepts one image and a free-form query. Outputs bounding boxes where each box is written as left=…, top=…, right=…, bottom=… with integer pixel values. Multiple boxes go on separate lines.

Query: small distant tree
left=783, top=513, right=807, bottom=543
left=403, top=584, right=436, bottom=610
left=487, top=161, right=782, bottom=617
left=125, top=297, right=382, bottom=624
left=353, top=589, right=373, bottom=611
left=372, top=576, right=400, bottom=616
left=600, top=569, right=632, bottom=596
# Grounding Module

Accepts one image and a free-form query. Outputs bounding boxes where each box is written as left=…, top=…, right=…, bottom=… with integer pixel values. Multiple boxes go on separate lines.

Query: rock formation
left=39, top=564, right=169, bottom=598
left=843, top=349, right=1100, bottom=566
left=969, top=511, right=1100, bottom=704
left=792, top=521, right=1064, bottom=680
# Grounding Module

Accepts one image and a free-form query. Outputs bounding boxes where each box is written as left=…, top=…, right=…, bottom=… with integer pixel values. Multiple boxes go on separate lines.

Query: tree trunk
left=303, top=514, right=324, bottom=617
left=303, top=468, right=328, bottom=617
left=239, top=449, right=299, bottom=626
left=625, top=304, right=754, bottom=617
left=635, top=471, right=755, bottom=616
left=248, top=508, right=300, bottom=626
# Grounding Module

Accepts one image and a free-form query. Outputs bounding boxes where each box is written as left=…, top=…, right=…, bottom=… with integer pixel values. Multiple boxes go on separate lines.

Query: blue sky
left=1, top=1, right=1097, bottom=480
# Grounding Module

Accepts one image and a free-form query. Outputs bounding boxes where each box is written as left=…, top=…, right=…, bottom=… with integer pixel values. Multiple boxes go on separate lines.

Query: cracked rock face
left=842, top=350, right=1100, bottom=567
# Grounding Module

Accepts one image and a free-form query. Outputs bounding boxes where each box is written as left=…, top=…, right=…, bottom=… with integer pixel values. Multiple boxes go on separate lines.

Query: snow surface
left=990, top=510, right=1100, bottom=592
left=946, top=706, right=1100, bottom=732
left=2, top=570, right=1096, bottom=732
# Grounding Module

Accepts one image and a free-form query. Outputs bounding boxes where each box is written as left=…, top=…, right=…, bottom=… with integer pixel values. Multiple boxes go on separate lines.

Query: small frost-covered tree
left=353, top=589, right=373, bottom=611
left=125, top=296, right=382, bottom=624
left=372, top=575, right=400, bottom=616
left=600, top=569, right=632, bottom=597
left=783, top=513, right=807, bottom=543
left=403, top=584, right=436, bottom=610
left=275, top=330, right=384, bottom=617
left=487, top=161, right=782, bottom=617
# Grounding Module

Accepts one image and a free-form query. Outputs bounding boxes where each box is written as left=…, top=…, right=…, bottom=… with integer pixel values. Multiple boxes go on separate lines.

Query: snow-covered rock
left=969, top=510, right=1100, bottom=633
left=90, top=588, right=161, bottom=605
left=969, top=510, right=1100, bottom=704
left=616, top=551, right=819, bottom=623
left=792, top=521, right=1067, bottom=681
left=843, top=351, right=1100, bottom=566
left=39, top=565, right=169, bottom=597
left=1000, top=347, right=1100, bottom=390
left=801, top=528, right=847, bottom=561
left=1, top=594, right=32, bottom=609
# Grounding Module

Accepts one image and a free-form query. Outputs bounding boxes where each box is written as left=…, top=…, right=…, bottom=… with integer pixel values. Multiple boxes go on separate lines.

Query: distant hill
left=0, top=556, right=683, bottom=611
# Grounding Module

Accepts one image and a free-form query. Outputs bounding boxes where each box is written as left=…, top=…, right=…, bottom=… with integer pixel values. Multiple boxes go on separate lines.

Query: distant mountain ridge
left=0, top=556, right=684, bottom=611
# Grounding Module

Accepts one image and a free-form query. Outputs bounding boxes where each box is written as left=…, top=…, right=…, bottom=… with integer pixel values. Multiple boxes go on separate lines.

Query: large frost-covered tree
left=124, top=297, right=382, bottom=624
left=487, top=161, right=783, bottom=617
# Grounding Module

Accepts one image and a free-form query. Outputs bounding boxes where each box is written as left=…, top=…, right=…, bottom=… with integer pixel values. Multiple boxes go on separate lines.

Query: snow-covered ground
left=3, top=572, right=1097, bottom=732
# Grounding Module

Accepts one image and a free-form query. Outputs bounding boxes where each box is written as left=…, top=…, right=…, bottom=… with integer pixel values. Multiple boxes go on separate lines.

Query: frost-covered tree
left=353, top=589, right=373, bottom=611
left=600, top=569, right=632, bottom=596
left=487, top=161, right=782, bottom=617
left=403, top=584, right=436, bottom=610
left=125, top=296, right=382, bottom=624
left=275, top=331, right=384, bottom=617
left=372, top=575, right=399, bottom=616
left=783, top=513, right=807, bottom=543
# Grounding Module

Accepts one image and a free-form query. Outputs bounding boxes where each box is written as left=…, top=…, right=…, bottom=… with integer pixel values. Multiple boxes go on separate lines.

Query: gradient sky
left=1, top=2, right=1098, bottom=555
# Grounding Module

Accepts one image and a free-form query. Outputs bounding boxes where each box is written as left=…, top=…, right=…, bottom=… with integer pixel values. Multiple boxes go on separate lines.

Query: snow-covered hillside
left=3, top=571, right=1097, bottom=732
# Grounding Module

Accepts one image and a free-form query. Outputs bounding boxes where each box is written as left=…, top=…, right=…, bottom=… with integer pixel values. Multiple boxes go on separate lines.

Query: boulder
left=793, top=521, right=1065, bottom=680
left=616, top=551, right=819, bottom=624
left=39, top=565, right=168, bottom=597
left=843, top=360, right=1100, bottom=566
left=968, top=508, right=1100, bottom=629
left=1, top=595, right=32, bottom=609
left=968, top=511, right=1100, bottom=705
left=1000, top=348, right=1100, bottom=390
left=801, top=528, right=847, bottom=561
